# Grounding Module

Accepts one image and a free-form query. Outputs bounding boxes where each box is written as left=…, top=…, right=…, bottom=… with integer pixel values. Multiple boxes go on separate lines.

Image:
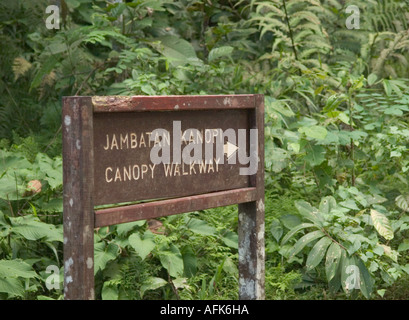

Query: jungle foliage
left=1, top=0, right=409, bottom=300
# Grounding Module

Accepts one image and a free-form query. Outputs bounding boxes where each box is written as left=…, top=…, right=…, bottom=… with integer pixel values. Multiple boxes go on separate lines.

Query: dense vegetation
left=1, top=0, right=409, bottom=300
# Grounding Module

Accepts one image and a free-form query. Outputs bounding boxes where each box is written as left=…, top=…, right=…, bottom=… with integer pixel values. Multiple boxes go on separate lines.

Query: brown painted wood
left=238, top=94, right=265, bottom=300
left=92, top=109, right=250, bottom=206
left=91, top=94, right=256, bottom=112
left=62, top=94, right=265, bottom=300
left=62, top=96, right=95, bottom=300
left=95, top=187, right=258, bottom=228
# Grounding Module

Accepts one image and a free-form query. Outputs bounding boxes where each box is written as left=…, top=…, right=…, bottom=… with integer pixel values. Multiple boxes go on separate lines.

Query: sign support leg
left=238, top=94, right=265, bottom=300
left=62, top=97, right=95, bottom=300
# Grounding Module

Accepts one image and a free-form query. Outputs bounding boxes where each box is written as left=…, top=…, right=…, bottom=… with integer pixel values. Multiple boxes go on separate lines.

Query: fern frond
left=12, top=57, right=32, bottom=81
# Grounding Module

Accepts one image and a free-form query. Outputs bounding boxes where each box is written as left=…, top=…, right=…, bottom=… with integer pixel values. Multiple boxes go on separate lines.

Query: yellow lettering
left=190, top=161, right=196, bottom=175
left=114, top=167, right=122, bottom=182
left=132, top=165, right=140, bottom=180
left=174, top=164, right=181, bottom=176
left=105, top=167, right=113, bottom=182
left=182, top=162, right=189, bottom=175
left=149, top=164, right=156, bottom=179
left=140, top=134, right=146, bottom=147
left=120, top=134, right=129, bottom=149
left=104, top=135, right=110, bottom=150
left=111, top=134, right=119, bottom=150
left=141, top=164, right=148, bottom=178
left=123, top=165, right=131, bottom=181
left=130, top=133, right=137, bottom=148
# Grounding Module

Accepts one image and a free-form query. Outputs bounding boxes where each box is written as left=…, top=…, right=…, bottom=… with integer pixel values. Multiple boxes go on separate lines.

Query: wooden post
left=62, top=96, right=95, bottom=300
left=62, top=94, right=265, bottom=300
left=238, top=94, right=265, bottom=300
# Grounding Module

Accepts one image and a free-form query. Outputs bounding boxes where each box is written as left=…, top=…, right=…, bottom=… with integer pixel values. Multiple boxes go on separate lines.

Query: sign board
left=62, top=95, right=265, bottom=300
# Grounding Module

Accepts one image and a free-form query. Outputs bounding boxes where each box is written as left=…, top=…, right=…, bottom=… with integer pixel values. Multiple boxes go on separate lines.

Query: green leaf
left=319, top=196, right=337, bottom=215
left=382, top=79, right=392, bottom=96
left=341, top=254, right=356, bottom=293
left=395, top=195, right=409, bottom=212
left=325, top=243, right=342, bottom=282
left=181, top=245, right=197, bottom=277
left=208, top=46, right=234, bottom=62
left=299, top=125, right=328, bottom=140
left=280, top=214, right=302, bottom=229
left=323, top=94, right=348, bottom=112
left=270, top=219, right=283, bottom=242
left=281, top=222, right=316, bottom=245
left=0, top=259, right=38, bottom=279
left=128, top=231, right=155, bottom=261
left=306, top=236, right=332, bottom=271
left=186, top=218, right=216, bottom=236
left=398, top=239, right=409, bottom=252
left=370, top=209, right=394, bottom=240
left=0, top=278, right=24, bottom=297
left=115, top=220, right=145, bottom=237
left=101, top=282, right=119, bottom=300
left=222, top=257, right=238, bottom=276
left=288, top=230, right=325, bottom=261
left=356, top=258, right=373, bottom=299
left=11, top=215, right=62, bottom=242
left=221, top=231, right=238, bottom=249
left=94, top=242, right=119, bottom=274
left=294, top=200, right=324, bottom=225
left=140, top=277, right=167, bottom=299
left=304, top=143, right=326, bottom=166
left=367, top=73, right=378, bottom=86
left=156, top=35, right=198, bottom=66
left=158, top=244, right=184, bottom=278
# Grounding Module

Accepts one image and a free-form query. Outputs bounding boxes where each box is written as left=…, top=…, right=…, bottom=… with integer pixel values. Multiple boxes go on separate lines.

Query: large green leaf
left=288, top=230, right=325, bottom=261
left=156, top=35, right=199, bottom=66
left=11, top=215, right=62, bottom=242
left=306, top=236, right=332, bottom=271
left=270, top=219, right=284, bottom=242
left=356, top=258, right=374, bottom=299
left=140, top=277, right=167, bottom=299
left=341, top=254, right=355, bottom=293
left=115, top=220, right=145, bottom=237
left=304, top=143, right=326, bottom=166
left=370, top=209, right=394, bottom=240
left=158, top=244, right=184, bottom=278
left=94, top=242, right=119, bottom=274
left=325, top=242, right=342, bottom=282
left=319, top=196, right=337, bottom=215
left=281, top=222, right=316, bottom=245
left=0, top=259, right=38, bottom=279
left=299, top=125, right=328, bottom=140
left=128, top=231, right=155, bottom=261
left=221, top=231, right=238, bottom=249
left=101, top=281, right=119, bottom=300
left=34, top=153, right=62, bottom=190
left=181, top=245, right=197, bottom=277
left=294, top=200, right=324, bottom=225
left=0, top=278, right=24, bottom=297
left=186, top=218, right=216, bottom=236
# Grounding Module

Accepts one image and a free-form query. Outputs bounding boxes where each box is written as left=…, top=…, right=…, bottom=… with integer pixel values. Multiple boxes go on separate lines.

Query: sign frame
left=62, top=94, right=265, bottom=300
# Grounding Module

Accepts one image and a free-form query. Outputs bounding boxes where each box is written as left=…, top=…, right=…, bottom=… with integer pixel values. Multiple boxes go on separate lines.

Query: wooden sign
left=62, top=95, right=265, bottom=300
